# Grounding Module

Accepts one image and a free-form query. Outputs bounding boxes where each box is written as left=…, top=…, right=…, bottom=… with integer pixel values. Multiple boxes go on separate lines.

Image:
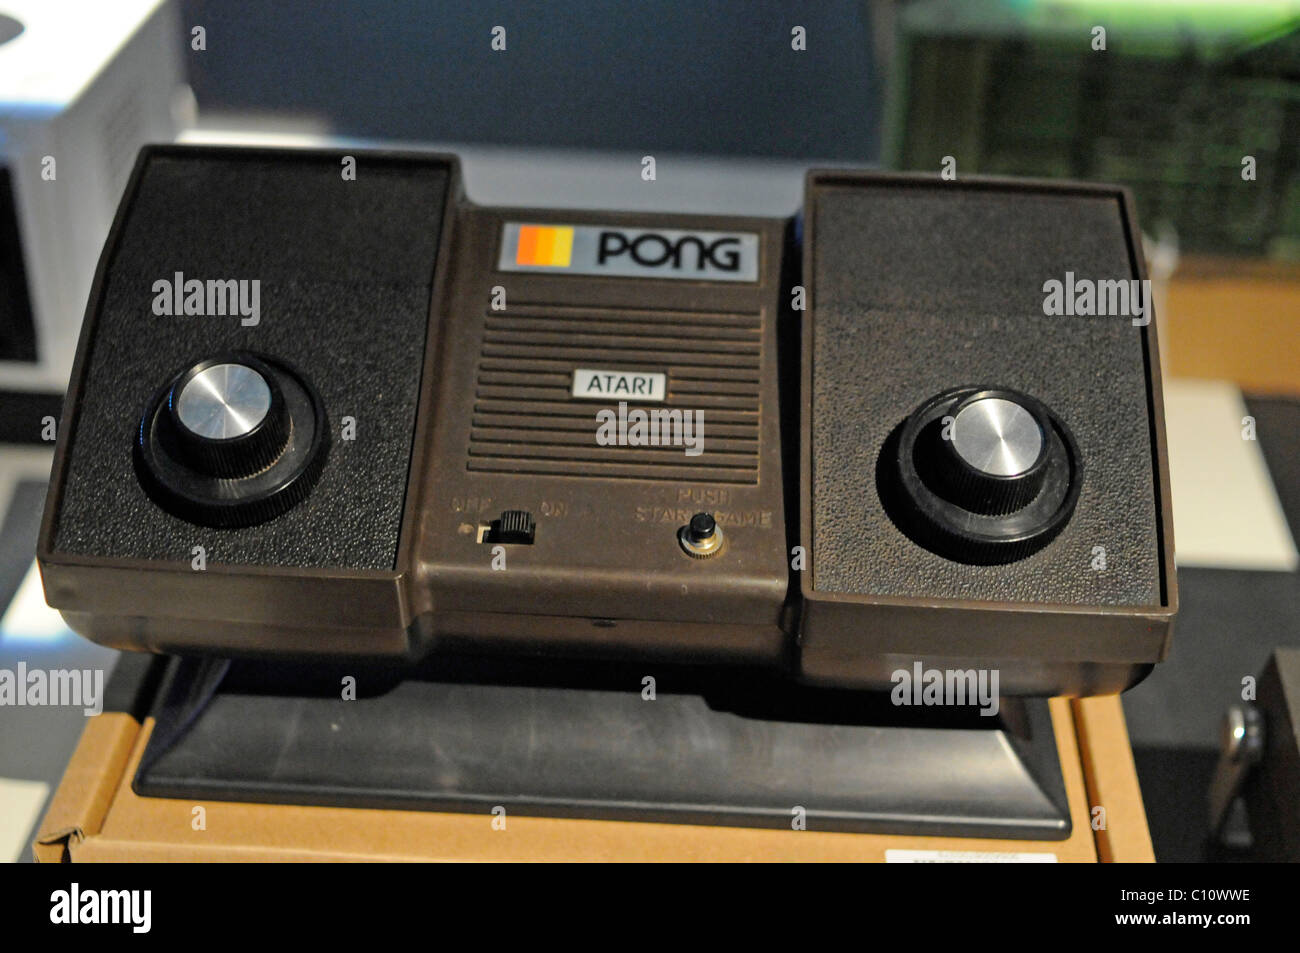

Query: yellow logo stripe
left=516, top=225, right=573, bottom=267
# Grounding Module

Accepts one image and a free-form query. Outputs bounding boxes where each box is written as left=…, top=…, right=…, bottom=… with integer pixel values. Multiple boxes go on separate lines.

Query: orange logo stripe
left=516, top=225, right=573, bottom=267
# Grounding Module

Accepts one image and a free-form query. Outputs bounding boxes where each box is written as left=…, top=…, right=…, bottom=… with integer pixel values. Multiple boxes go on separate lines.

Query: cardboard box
left=34, top=696, right=1152, bottom=862
left=1165, top=257, right=1300, bottom=396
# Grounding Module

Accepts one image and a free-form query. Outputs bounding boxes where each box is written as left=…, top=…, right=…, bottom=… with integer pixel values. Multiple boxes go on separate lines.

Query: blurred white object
left=1163, top=378, right=1298, bottom=572
left=0, top=0, right=184, bottom=392
left=0, top=776, right=47, bottom=862
left=1, top=560, right=69, bottom=643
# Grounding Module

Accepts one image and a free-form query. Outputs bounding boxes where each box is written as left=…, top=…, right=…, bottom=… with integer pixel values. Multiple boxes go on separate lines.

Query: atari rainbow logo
left=514, top=224, right=574, bottom=268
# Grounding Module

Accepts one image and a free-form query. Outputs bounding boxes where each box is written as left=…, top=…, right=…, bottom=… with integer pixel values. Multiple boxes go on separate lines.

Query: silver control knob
left=175, top=362, right=272, bottom=440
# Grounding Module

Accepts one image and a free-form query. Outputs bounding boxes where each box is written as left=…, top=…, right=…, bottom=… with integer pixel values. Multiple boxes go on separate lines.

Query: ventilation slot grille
left=469, top=304, right=762, bottom=484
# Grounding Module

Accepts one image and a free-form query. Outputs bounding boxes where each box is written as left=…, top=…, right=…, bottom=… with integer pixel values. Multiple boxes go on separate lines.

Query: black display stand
left=127, top=653, right=1072, bottom=840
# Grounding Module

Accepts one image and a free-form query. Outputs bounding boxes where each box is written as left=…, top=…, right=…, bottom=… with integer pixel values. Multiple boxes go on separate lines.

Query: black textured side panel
left=810, top=183, right=1161, bottom=605
left=51, top=150, right=449, bottom=570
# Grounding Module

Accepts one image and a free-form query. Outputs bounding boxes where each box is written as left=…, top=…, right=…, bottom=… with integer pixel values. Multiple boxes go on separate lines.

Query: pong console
left=37, top=146, right=1177, bottom=697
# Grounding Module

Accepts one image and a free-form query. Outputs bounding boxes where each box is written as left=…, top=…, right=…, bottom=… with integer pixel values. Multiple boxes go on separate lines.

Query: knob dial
left=937, top=391, right=1050, bottom=516
left=167, top=359, right=290, bottom=478
left=135, top=352, right=329, bottom=528
left=881, top=385, right=1082, bottom=565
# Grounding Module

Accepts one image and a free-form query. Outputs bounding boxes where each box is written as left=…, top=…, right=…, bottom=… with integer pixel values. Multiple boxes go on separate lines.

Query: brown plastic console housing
left=798, top=171, right=1177, bottom=695
left=413, top=202, right=791, bottom=663
left=37, top=147, right=1175, bottom=695
left=38, top=146, right=790, bottom=670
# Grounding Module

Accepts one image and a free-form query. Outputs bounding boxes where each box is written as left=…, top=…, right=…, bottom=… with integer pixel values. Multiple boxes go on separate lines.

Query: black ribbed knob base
left=881, top=385, right=1082, bottom=565
left=135, top=352, right=329, bottom=528
left=163, top=357, right=291, bottom=478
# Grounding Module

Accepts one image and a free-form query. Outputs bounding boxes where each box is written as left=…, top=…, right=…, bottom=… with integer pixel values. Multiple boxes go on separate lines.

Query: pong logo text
left=499, top=223, right=759, bottom=282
